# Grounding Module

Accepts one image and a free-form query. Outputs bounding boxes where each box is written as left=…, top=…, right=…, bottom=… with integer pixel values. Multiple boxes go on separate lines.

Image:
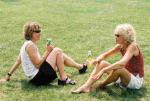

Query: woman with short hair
left=0, top=21, right=87, bottom=86
left=72, top=24, right=144, bottom=93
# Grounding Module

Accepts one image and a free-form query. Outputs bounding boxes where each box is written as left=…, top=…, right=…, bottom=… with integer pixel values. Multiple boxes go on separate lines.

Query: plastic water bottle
left=87, top=50, right=92, bottom=61
left=87, top=50, right=93, bottom=67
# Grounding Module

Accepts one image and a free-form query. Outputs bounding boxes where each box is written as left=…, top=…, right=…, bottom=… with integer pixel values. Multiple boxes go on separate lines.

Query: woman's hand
left=46, top=44, right=54, bottom=52
left=92, top=70, right=104, bottom=80
left=0, top=75, right=10, bottom=83
left=5, top=75, right=10, bottom=81
left=91, top=57, right=102, bottom=65
left=91, top=59, right=99, bottom=65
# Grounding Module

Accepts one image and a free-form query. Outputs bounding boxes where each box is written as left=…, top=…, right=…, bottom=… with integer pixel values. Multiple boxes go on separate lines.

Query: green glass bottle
left=47, top=38, right=52, bottom=45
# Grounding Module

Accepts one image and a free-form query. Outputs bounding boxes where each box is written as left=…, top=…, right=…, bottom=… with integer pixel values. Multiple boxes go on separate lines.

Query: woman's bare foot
left=71, top=86, right=90, bottom=94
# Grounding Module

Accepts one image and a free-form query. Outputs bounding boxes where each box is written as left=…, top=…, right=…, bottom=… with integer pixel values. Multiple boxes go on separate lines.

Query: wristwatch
left=7, top=73, right=12, bottom=76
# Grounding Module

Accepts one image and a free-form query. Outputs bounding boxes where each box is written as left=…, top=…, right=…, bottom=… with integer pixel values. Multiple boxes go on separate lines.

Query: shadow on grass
left=90, top=85, right=147, bottom=101
left=20, top=79, right=62, bottom=92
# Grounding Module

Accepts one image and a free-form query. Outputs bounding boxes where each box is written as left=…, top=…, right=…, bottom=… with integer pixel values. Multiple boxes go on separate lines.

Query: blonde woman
left=0, top=21, right=87, bottom=86
left=72, top=24, right=144, bottom=93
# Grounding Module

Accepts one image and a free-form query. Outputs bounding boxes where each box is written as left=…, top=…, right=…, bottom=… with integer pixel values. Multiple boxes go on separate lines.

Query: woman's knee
left=113, top=68, right=126, bottom=75
left=113, top=68, right=131, bottom=85
left=53, top=47, right=63, bottom=54
left=98, top=60, right=110, bottom=67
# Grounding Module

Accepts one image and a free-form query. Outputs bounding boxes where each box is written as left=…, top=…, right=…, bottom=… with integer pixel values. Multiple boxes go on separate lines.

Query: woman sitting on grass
left=72, top=24, right=144, bottom=93
left=0, top=21, right=87, bottom=86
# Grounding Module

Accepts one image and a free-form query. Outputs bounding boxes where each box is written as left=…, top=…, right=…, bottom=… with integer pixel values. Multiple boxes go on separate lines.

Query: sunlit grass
left=0, top=0, right=150, bottom=101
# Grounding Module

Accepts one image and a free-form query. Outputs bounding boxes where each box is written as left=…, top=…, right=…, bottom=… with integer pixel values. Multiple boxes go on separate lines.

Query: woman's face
left=115, top=34, right=125, bottom=45
left=32, top=30, right=41, bottom=41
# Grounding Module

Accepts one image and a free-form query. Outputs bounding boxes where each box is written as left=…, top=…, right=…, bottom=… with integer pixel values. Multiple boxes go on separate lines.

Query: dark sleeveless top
left=120, top=46, right=144, bottom=78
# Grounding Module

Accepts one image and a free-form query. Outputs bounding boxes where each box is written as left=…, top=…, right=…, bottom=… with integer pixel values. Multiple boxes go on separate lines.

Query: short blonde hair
left=114, top=24, right=136, bottom=43
left=23, top=21, right=41, bottom=40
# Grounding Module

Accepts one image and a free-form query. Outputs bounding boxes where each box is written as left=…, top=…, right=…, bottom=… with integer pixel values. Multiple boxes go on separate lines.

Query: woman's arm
left=0, top=54, right=21, bottom=83
left=26, top=43, right=53, bottom=68
left=102, top=44, right=137, bottom=73
left=92, top=44, right=121, bottom=65
left=8, top=54, right=21, bottom=76
left=92, top=44, right=137, bottom=80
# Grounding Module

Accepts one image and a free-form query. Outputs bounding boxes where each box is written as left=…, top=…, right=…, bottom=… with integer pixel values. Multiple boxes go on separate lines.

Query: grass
left=0, top=0, right=150, bottom=101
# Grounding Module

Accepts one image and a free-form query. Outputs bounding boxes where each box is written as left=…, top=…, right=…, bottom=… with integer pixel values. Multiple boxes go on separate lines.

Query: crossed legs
left=98, top=67, right=131, bottom=88
left=72, top=60, right=110, bottom=93
left=72, top=60, right=131, bottom=93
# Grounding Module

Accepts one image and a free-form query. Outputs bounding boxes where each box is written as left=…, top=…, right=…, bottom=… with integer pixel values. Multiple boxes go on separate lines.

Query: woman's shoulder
left=128, top=42, right=140, bottom=55
left=129, top=42, right=138, bottom=49
left=25, top=41, right=37, bottom=50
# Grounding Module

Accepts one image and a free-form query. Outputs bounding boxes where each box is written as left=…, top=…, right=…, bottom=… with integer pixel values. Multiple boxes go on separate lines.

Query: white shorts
left=116, top=74, right=143, bottom=89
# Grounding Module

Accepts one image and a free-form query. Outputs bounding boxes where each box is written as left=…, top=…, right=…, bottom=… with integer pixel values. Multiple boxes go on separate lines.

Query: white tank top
left=20, top=41, right=39, bottom=79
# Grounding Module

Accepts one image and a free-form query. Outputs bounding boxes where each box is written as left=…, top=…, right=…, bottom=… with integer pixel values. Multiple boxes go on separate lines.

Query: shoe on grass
left=79, top=64, right=87, bottom=74
left=58, top=78, right=76, bottom=85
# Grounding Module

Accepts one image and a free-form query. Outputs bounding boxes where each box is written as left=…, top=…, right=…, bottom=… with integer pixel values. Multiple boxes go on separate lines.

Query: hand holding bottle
left=91, top=56, right=103, bottom=65
left=47, top=38, right=52, bottom=45
left=46, top=38, right=54, bottom=52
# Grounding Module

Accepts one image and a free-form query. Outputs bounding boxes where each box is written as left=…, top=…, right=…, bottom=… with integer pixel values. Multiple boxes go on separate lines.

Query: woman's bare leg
left=72, top=61, right=111, bottom=93
left=97, top=68, right=131, bottom=88
left=46, top=48, right=60, bottom=71
left=46, top=48, right=67, bottom=80
left=63, top=53, right=83, bottom=70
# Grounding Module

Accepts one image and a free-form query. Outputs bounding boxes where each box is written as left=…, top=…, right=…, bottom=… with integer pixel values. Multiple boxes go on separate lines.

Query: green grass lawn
left=0, top=0, right=150, bottom=101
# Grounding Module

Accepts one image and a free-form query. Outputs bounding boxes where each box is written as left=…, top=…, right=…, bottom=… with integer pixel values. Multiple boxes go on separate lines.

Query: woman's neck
left=31, top=39, right=37, bottom=44
left=121, top=42, right=130, bottom=50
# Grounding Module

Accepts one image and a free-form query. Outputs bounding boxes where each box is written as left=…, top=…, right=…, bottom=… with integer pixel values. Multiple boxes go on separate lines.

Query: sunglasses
left=33, top=30, right=41, bottom=33
left=115, top=34, right=120, bottom=37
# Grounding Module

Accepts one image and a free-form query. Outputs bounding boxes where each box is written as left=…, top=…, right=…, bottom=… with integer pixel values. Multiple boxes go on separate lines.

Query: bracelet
left=7, top=73, right=12, bottom=76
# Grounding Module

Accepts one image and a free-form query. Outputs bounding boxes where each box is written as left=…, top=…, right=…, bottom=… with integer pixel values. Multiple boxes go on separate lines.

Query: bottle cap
left=88, top=50, right=92, bottom=56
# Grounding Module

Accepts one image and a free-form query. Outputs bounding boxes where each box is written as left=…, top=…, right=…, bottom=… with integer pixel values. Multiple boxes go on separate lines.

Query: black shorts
left=29, top=61, right=57, bottom=86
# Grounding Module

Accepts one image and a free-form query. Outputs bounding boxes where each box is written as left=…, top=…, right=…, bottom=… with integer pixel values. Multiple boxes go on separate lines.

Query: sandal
left=58, top=78, right=76, bottom=85
left=79, top=64, right=87, bottom=74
